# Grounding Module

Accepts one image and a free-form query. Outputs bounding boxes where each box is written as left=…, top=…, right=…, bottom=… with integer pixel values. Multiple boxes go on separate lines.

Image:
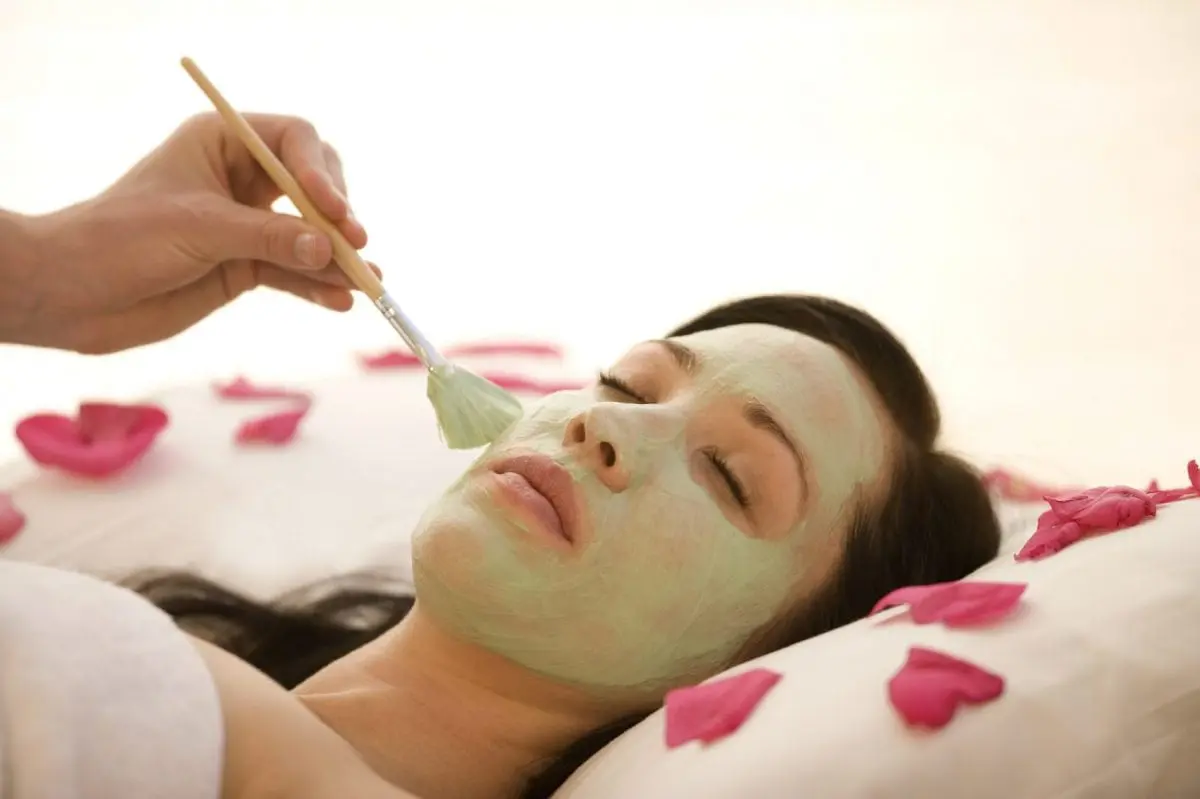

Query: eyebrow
left=652, top=338, right=699, bottom=376
left=653, top=339, right=810, bottom=499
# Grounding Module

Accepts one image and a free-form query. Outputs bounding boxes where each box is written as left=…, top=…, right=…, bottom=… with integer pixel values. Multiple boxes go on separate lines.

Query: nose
left=562, top=409, right=630, bottom=493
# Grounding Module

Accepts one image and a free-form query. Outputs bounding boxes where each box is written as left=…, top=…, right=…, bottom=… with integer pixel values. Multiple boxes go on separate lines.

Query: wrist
left=0, top=209, right=48, bottom=346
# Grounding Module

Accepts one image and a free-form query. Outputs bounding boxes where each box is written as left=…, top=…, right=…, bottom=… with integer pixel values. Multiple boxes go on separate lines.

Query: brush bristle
left=426, top=364, right=524, bottom=449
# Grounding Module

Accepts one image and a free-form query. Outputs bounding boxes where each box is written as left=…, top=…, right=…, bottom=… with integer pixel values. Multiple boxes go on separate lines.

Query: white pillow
left=554, top=497, right=1200, bottom=798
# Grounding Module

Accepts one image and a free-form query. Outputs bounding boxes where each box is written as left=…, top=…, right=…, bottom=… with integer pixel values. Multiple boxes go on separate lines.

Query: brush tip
left=426, top=364, right=523, bottom=450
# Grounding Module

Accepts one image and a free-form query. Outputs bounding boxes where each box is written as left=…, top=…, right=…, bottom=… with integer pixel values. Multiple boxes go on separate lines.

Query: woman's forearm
left=0, top=209, right=47, bottom=346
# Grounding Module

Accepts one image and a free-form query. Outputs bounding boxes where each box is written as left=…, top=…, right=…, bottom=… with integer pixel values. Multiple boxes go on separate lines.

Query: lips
left=487, top=453, right=580, bottom=546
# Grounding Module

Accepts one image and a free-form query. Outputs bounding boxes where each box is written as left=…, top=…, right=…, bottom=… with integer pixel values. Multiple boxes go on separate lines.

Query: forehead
left=671, top=324, right=860, bottom=417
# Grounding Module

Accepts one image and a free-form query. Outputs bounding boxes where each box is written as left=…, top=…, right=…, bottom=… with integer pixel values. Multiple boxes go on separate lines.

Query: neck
left=293, top=605, right=640, bottom=799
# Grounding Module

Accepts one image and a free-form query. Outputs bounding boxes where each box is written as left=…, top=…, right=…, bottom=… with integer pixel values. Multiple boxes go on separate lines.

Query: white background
left=1, top=0, right=1197, bottom=486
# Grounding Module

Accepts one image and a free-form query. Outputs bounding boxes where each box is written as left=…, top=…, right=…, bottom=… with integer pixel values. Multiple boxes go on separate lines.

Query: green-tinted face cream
left=411, top=324, right=888, bottom=695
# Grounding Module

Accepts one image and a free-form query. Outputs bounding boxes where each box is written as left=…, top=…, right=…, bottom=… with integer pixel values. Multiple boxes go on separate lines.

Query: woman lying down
left=1, top=294, right=1002, bottom=799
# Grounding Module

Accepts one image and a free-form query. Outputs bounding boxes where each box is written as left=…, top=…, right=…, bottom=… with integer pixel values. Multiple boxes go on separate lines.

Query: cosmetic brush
left=180, top=57, right=522, bottom=449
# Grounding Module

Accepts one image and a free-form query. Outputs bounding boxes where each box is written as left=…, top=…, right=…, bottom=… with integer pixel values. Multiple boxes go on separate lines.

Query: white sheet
left=0, top=351, right=575, bottom=600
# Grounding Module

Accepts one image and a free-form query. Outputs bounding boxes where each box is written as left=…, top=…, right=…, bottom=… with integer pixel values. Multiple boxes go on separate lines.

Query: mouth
left=485, top=452, right=581, bottom=547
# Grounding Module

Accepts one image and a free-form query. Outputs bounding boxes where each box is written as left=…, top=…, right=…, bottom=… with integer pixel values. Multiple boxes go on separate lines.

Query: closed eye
left=705, top=448, right=750, bottom=508
left=597, top=371, right=649, bottom=403
left=600, top=371, right=750, bottom=509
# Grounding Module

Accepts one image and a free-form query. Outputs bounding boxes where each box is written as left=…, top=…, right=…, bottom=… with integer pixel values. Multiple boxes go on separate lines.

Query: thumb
left=190, top=201, right=334, bottom=271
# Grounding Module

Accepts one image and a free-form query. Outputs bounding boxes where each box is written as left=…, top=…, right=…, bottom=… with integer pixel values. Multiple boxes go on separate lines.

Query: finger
left=190, top=200, right=333, bottom=272
left=234, top=113, right=349, bottom=218
left=276, top=121, right=352, bottom=221
left=323, top=142, right=348, bottom=197
left=255, top=267, right=356, bottom=312
left=257, top=260, right=383, bottom=290
left=322, top=143, right=368, bottom=248
left=205, top=261, right=354, bottom=318
left=238, top=114, right=366, bottom=248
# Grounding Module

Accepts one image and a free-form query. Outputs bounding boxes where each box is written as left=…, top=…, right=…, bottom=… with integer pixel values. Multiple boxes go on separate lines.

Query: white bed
left=1, top=346, right=1197, bottom=798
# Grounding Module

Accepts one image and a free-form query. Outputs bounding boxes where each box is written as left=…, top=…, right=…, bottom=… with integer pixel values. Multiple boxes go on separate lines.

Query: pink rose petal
left=1144, top=460, right=1200, bottom=505
left=359, top=350, right=423, bottom=370
left=15, top=402, right=169, bottom=478
left=445, top=341, right=563, bottom=359
left=479, top=371, right=586, bottom=396
left=1018, top=461, right=1200, bottom=562
left=1025, top=520, right=1085, bottom=560
left=1151, top=488, right=1196, bottom=503
left=361, top=341, right=566, bottom=370
left=1044, top=487, right=1110, bottom=519
left=888, top=647, right=1005, bottom=730
left=1072, top=491, right=1156, bottom=528
left=1016, top=520, right=1084, bottom=561
left=214, top=376, right=308, bottom=401
left=1017, top=486, right=1157, bottom=562
left=664, top=668, right=783, bottom=748
left=0, top=493, right=25, bottom=544
left=235, top=406, right=310, bottom=446
left=871, top=581, right=1027, bottom=627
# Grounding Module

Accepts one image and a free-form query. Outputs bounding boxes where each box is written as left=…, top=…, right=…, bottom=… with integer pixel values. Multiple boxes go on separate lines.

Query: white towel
left=0, top=560, right=223, bottom=799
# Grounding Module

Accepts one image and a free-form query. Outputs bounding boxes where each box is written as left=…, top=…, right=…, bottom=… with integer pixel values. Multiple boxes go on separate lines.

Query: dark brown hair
left=130, top=294, right=1001, bottom=799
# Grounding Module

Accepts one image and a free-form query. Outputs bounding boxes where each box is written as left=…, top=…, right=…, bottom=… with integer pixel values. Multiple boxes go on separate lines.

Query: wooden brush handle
left=180, top=57, right=384, bottom=301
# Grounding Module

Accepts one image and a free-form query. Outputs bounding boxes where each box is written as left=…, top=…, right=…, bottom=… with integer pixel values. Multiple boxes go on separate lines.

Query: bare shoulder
left=187, top=635, right=421, bottom=799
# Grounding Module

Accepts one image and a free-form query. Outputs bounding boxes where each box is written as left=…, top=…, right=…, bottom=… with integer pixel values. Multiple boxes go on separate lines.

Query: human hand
left=16, top=112, right=379, bottom=354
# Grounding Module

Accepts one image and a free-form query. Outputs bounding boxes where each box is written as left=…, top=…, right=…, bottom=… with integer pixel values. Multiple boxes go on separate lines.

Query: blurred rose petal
left=665, top=668, right=783, bottom=748
left=15, top=402, right=169, bottom=478
left=446, top=341, right=563, bottom=359
left=235, top=406, right=310, bottom=446
left=888, top=647, right=1004, bottom=730
left=480, top=372, right=586, bottom=396
left=359, top=350, right=422, bottom=370
left=871, top=581, right=1026, bottom=627
left=214, top=376, right=309, bottom=401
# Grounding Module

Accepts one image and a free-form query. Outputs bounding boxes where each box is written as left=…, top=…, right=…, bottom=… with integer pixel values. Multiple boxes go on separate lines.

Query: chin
left=410, top=505, right=487, bottom=585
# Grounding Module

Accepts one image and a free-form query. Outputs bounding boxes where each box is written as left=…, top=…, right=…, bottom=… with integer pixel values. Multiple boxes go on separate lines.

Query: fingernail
left=294, top=233, right=323, bottom=269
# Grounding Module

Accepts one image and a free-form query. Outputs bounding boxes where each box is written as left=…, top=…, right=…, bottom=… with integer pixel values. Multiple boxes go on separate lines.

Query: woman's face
left=411, top=323, right=891, bottom=696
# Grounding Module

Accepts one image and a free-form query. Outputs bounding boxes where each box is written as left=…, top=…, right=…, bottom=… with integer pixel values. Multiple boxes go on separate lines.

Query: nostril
left=569, top=420, right=587, bottom=444
left=599, top=442, right=617, bottom=468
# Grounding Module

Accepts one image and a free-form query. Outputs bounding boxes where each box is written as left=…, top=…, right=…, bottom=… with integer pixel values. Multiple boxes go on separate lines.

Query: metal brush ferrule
left=373, top=292, right=446, bottom=370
